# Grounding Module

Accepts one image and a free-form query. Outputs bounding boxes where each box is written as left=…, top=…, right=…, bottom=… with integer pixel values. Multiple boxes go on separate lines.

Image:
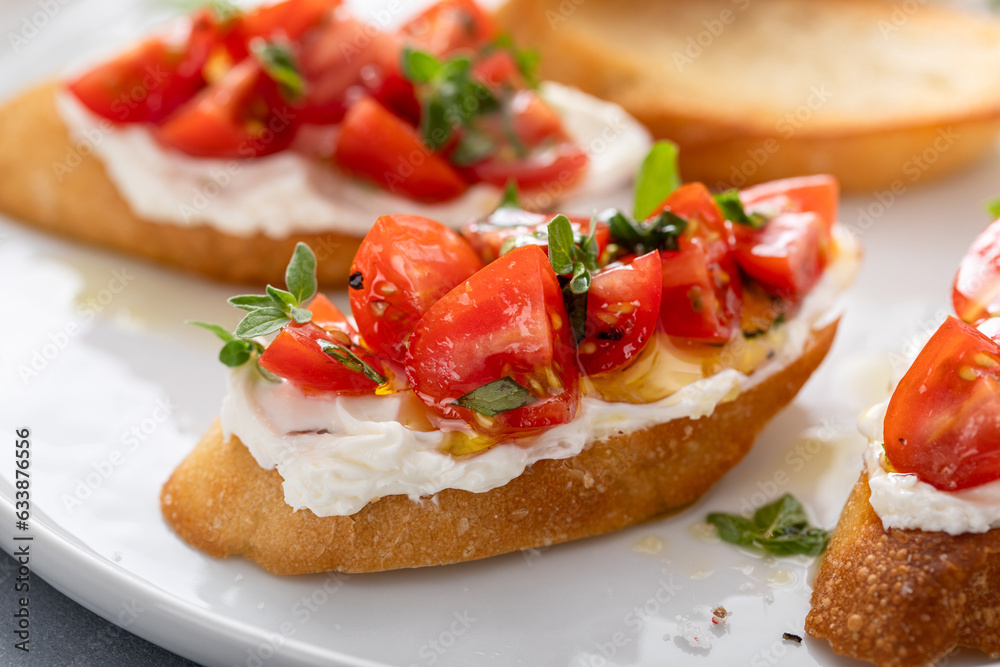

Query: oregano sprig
left=251, top=40, right=306, bottom=103
left=317, top=340, right=387, bottom=386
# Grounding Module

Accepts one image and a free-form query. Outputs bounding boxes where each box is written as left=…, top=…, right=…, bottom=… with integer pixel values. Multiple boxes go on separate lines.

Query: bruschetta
left=807, top=217, right=1000, bottom=666
left=0, top=0, right=649, bottom=286
left=161, top=155, right=859, bottom=574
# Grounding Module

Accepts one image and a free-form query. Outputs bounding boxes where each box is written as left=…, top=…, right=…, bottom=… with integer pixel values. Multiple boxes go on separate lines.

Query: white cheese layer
left=219, top=228, right=860, bottom=517
left=56, top=83, right=651, bottom=238
left=861, top=401, right=1000, bottom=535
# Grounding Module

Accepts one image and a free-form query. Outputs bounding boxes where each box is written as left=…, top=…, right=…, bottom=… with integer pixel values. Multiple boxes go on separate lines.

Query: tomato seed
left=958, top=365, right=977, bottom=381
left=370, top=301, right=389, bottom=317
left=975, top=352, right=1000, bottom=368
left=378, top=281, right=398, bottom=296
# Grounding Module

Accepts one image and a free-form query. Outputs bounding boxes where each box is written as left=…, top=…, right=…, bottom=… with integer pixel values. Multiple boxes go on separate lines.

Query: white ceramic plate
left=1, top=1, right=998, bottom=665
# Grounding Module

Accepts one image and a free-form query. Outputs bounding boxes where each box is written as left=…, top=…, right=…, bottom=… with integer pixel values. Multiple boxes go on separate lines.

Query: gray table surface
left=0, top=550, right=199, bottom=667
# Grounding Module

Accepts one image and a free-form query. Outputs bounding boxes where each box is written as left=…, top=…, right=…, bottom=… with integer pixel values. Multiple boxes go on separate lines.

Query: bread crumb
left=847, top=614, right=864, bottom=632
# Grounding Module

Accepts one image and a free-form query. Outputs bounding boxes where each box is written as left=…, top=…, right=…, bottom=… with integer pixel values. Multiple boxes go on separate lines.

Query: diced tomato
left=334, top=97, right=467, bottom=201
left=654, top=184, right=742, bottom=344
left=258, top=322, right=384, bottom=394
left=884, top=317, right=1000, bottom=491
left=296, top=16, right=410, bottom=124
left=222, top=0, right=341, bottom=62
left=305, top=293, right=362, bottom=344
left=740, top=175, right=838, bottom=235
left=578, top=251, right=662, bottom=374
left=399, top=0, right=498, bottom=56
left=461, top=208, right=607, bottom=264
left=156, top=59, right=299, bottom=158
left=510, top=90, right=566, bottom=148
left=473, top=50, right=521, bottom=90
left=464, top=143, right=588, bottom=194
left=349, top=214, right=482, bottom=364
left=67, top=31, right=212, bottom=124
left=732, top=212, right=826, bottom=300
left=405, top=245, right=579, bottom=435
left=953, top=218, right=1000, bottom=325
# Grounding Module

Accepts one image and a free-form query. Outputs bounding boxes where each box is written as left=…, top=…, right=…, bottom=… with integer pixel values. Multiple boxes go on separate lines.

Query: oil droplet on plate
left=632, top=535, right=665, bottom=555
left=689, top=521, right=719, bottom=543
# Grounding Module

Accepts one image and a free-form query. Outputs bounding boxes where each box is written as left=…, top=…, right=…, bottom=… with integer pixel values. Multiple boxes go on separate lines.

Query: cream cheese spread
left=861, top=400, right=1000, bottom=535
left=218, top=228, right=860, bottom=517
left=56, top=83, right=651, bottom=238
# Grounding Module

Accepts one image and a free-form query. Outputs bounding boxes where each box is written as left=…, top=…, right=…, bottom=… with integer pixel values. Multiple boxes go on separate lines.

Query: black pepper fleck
left=782, top=632, right=802, bottom=643
left=349, top=272, right=364, bottom=290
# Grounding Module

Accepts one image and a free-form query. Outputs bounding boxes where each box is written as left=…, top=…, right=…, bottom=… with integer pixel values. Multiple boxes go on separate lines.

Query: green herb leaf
left=228, top=295, right=276, bottom=312
left=234, top=307, right=292, bottom=338
left=289, top=306, right=313, bottom=324
left=251, top=40, right=306, bottom=102
left=219, top=339, right=254, bottom=367
left=165, top=0, right=241, bottom=23
left=987, top=195, right=1000, bottom=219
left=547, top=214, right=577, bottom=275
left=499, top=180, right=520, bottom=208
left=452, top=377, right=538, bottom=417
left=285, top=242, right=317, bottom=306
left=450, top=129, right=497, bottom=166
left=706, top=493, right=830, bottom=557
left=633, top=141, right=681, bottom=221
left=489, top=33, right=540, bottom=88
left=316, top=340, right=387, bottom=385
left=266, top=285, right=297, bottom=309
left=403, top=47, right=499, bottom=151
left=188, top=320, right=235, bottom=343
left=401, top=48, right=441, bottom=84
left=606, top=209, right=687, bottom=256
left=567, top=262, right=591, bottom=295
left=563, top=287, right=588, bottom=344
left=715, top=190, right=768, bottom=229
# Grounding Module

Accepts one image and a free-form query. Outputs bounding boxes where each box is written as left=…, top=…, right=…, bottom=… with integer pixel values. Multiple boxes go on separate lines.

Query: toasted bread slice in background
left=498, top=0, right=1000, bottom=191
left=806, top=471, right=1000, bottom=667
left=0, top=83, right=361, bottom=286
left=161, top=319, right=838, bottom=575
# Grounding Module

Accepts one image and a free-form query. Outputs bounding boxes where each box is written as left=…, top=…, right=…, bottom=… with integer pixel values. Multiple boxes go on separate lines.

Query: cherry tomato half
left=578, top=251, right=662, bottom=374
left=461, top=208, right=607, bottom=265
left=405, top=245, right=579, bottom=435
left=655, top=184, right=742, bottom=344
left=333, top=96, right=468, bottom=201
left=953, top=218, right=1000, bottom=325
left=349, top=214, right=482, bottom=364
left=398, top=0, right=498, bottom=56
left=155, top=59, right=300, bottom=158
left=884, top=316, right=1000, bottom=491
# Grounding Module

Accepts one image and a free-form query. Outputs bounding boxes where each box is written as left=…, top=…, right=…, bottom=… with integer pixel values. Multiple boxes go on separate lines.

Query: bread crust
left=498, top=0, right=1000, bottom=192
left=0, top=82, right=360, bottom=286
left=806, top=472, right=1000, bottom=667
left=160, top=319, right=838, bottom=574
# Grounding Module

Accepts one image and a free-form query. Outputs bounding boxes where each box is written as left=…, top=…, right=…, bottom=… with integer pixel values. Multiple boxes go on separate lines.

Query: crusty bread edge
left=806, top=471, right=1000, bottom=667
left=160, top=319, right=839, bottom=575
left=498, top=0, right=1000, bottom=192
left=0, top=82, right=361, bottom=286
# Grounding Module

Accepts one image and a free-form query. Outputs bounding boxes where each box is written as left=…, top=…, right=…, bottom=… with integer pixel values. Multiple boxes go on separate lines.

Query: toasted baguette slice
left=0, top=83, right=360, bottom=286
left=161, top=319, right=838, bottom=574
left=806, top=472, right=1000, bottom=667
left=498, top=0, right=1000, bottom=192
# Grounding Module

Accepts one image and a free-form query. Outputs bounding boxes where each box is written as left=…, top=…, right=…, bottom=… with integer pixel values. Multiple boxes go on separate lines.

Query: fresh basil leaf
left=547, top=214, right=576, bottom=275
left=715, top=189, right=767, bottom=229
left=633, top=141, right=681, bottom=221
left=234, top=307, right=292, bottom=338
left=706, top=493, right=830, bottom=557
left=317, top=340, right=387, bottom=385
left=219, top=339, right=254, bottom=367
left=252, top=41, right=305, bottom=102
left=452, top=377, right=538, bottom=417
left=401, top=47, right=441, bottom=84
left=228, top=295, right=275, bottom=312
left=987, top=195, right=1000, bottom=219
left=421, top=97, right=452, bottom=150
left=285, top=242, right=317, bottom=307
left=188, top=320, right=235, bottom=343
left=605, top=209, right=687, bottom=256
left=499, top=180, right=520, bottom=208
